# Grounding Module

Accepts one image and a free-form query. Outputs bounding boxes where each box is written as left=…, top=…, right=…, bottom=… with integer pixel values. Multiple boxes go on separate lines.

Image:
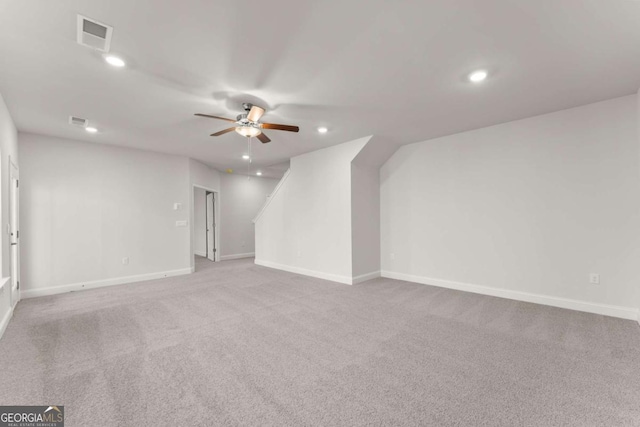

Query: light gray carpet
left=1, top=257, right=639, bottom=426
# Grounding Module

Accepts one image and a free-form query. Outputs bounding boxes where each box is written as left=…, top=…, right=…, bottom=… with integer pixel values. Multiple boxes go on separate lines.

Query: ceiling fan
left=195, top=103, right=299, bottom=143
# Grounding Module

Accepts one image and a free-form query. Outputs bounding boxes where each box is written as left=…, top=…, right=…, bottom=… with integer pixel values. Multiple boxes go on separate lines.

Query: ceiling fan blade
left=257, top=132, right=271, bottom=144
left=195, top=113, right=236, bottom=123
left=247, top=105, right=265, bottom=122
left=210, top=127, right=237, bottom=137
left=260, top=123, right=299, bottom=132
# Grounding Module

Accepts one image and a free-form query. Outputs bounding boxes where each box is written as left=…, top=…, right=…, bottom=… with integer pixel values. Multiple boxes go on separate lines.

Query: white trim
left=0, top=303, right=12, bottom=342
left=352, top=270, right=381, bottom=284
left=221, top=252, right=255, bottom=261
left=21, top=267, right=193, bottom=299
left=381, top=270, right=640, bottom=321
left=255, top=259, right=353, bottom=285
left=253, top=168, right=290, bottom=223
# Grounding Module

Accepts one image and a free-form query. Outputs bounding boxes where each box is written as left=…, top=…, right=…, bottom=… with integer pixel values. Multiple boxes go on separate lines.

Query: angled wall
left=350, top=136, right=399, bottom=281
left=255, top=136, right=371, bottom=284
left=381, top=95, right=640, bottom=320
left=219, top=173, right=278, bottom=260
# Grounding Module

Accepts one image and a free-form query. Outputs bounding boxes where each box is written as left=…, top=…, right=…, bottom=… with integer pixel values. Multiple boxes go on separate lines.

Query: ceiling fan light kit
left=235, top=125, right=261, bottom=137
left=195, top=102, right=299, bottom=144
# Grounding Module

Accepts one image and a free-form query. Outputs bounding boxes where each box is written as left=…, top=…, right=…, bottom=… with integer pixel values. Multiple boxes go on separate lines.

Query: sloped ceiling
left=1, top=0, right=639, bottom=178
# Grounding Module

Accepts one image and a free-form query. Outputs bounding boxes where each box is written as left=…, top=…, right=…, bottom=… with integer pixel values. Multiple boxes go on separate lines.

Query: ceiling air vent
left=69, top=116, right=88, bottom=127
left=76, top=15, right=113, bottom=52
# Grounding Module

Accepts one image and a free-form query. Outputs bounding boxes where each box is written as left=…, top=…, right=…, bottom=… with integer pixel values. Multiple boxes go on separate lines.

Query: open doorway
left=193, top=185, right=219, bottom=269
left=205, top=191, right=215, bottom=261
left=9, top=158, right=19, bottom=308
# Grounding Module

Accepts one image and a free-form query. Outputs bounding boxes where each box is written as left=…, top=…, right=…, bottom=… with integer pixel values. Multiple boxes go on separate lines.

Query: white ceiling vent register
left=76, top=15, right=113, bottom=52
left=69, top=116, right=88, bottom=127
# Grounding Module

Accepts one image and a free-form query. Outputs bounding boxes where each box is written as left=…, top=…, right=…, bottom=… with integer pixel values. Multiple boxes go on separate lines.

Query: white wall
left=19, top=133, right=192, bottom=297
left=220, top=173, right=277, bottom=259
left=189, top=158, right=220, bottom=191
left=193, top=187, right=207, bottom=257
left=351, top=163, right=380, bottom=279
left=637, top=89, right=640, bottom=317
left=255, top=137, right=370, bottom=283
left=350, top=136, right=397, bottom=280
left=0, top=93, right=18, bottom=337
left=381, top=95, right=640, bottom=319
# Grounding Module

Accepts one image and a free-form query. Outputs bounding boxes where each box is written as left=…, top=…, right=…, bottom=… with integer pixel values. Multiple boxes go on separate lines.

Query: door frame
left=191, top=184, right=220, bottom=264
left=8, top=157, right=19, bottom=308
left=205, top=191, right=215, bottom=261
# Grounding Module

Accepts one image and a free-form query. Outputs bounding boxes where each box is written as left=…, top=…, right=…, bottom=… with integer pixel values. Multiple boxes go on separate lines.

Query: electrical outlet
left=122, top=257, right=129, bottom=265
left=390, top=253, right=395, bottom=260
left=175, top=220, right=188, bottom=227
left=589, top=273, right=600, bottom=284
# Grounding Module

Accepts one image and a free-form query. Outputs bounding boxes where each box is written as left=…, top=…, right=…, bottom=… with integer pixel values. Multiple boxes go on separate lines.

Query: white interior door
left=9, top=160, right=19, bottom=307
left=206, top=192, right=215, bottom=261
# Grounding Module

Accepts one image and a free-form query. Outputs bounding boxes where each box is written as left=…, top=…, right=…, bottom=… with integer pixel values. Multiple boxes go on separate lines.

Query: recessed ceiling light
left=104, top=55, right=125, bottom=67
left=468, top=70, right=488, bottom=83
left=256, top=171, right=262, bottom=176
left=317, top=127, right=328, bottom=134
left=242, top=154, right=250, bottom=160
left=85, top=127, right=98, bottom=133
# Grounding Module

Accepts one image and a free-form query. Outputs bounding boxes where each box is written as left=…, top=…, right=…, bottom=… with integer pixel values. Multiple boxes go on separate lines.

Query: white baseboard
left=0, top=306, right=13, bottom=341
left=381, top=270, right=640, bottom=321
left=353, top=270, right=381, bottom=284
left=195, top=250, right=207, bottom=257
left=221, top=252, right=255, bottom=261
left=255, top=259, right=353, bottom=285
left=21, top=267, right=193, bottom=299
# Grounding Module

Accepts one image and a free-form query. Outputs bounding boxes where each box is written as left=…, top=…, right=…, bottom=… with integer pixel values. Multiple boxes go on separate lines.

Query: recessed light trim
left=256, top=171, right=262, bottom=176
left=104, top=55, right=125, bottom=67
left=317, top=127, right=328, bottom=134
left=85, top=127, right=98, bottom=133
left=242, top=154, right=250, bottom=160
left=469, top=70, right=488, bottom=83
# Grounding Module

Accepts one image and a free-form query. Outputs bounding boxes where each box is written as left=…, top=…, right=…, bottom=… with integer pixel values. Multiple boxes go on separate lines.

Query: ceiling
left=1, top=1, right=639, bottom=178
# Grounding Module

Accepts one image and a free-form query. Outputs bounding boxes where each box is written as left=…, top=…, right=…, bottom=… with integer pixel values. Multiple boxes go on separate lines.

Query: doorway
left=193, top=185, right=219, bottom=266
left=205, top=191, right=216, bottom=261
left=9, top=158, right=19, bottom=308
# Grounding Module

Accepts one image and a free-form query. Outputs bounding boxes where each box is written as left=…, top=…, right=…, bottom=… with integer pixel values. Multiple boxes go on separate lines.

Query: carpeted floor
left=1, top=257, right=639, bottom=426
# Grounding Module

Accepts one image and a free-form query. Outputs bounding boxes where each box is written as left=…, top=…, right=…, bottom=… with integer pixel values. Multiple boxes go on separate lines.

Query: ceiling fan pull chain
left=247, top=136, right=252, bottom=179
